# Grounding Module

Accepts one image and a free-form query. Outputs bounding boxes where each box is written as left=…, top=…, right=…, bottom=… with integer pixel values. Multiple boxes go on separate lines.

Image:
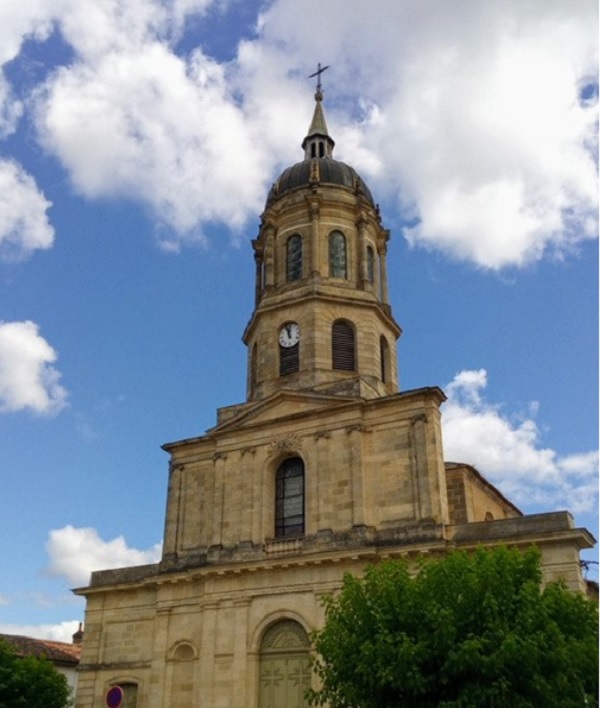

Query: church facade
left=74, top=85, right=594, bottom=708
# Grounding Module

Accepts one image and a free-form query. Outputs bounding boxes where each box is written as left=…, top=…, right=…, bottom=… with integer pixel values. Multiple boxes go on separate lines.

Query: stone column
left=253, top=245, right=263, bottom=306
left=212, top=453, right=227, bottom=547
left=378, top=242, right=389, bottom=304
left=232, top=598, right=252, bottom=708
left=241, top=447, right=255, bottom=542
left=199, top=601, right=219, bottom=706
left=357, top=216, right=368, bottom=289
left=347, top=424, right=367, bottom=527
left=162, top=463, right=184, bottom=558
left=314, top=431, right=330, bottom=530
left=264, top=227, right=275, bottom=290
left=151, top=605, right=172, bottom=708
left=309, top=201, right=320, bottom=279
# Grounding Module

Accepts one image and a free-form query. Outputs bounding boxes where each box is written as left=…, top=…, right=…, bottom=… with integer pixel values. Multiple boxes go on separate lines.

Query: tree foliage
left=309, top=547, right=598, bottom=708
left=0, top=639, right=71, bottom=708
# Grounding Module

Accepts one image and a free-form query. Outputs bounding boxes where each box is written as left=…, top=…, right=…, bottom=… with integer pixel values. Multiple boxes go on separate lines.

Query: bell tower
left=244, top=82, right=401, bottom=401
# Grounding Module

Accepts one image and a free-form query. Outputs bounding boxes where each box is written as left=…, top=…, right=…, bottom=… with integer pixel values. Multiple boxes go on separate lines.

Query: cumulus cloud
left=249, top=0, right=598, bottom=269
left=442, top=369, right=599, bottom=514
left=0, top=160, right=54, bottom=261
left=0, top=621, right=81, bottom=643
left=0, top=0, right=595, bottom=264
left=46, top=525, right=162, bottom=586
left=0, top=321, right=67, bottom=414
left=35, top=44, right=267, bottom=239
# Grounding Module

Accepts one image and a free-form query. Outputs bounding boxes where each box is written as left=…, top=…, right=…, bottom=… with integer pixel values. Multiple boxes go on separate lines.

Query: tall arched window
left=286, top=234, right=302, bottom=282
left=366, top=245, right=375, bottom=284
left=332, top=320, right=355, bottom=371
left=380, top=335, right=390, bottom=383
left=329, top=230, right=347, bottom=279
left=275, top=458, right=305, bottom=538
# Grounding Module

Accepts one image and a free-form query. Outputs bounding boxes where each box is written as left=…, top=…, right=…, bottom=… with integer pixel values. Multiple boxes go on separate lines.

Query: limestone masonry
left=74, top=84, right=595, bottom=708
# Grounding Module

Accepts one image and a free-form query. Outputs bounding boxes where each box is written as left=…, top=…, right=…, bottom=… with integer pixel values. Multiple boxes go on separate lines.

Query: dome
left=265, top=82, right=375, bottom=209
left=266, top=157, right=375, bottom=207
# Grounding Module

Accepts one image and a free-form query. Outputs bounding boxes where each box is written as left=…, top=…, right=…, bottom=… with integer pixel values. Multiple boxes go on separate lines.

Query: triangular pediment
left=209, top=390, right=362, bottom=434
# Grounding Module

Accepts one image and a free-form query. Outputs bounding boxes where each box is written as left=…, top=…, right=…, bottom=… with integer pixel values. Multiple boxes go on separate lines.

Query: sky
left=0, top=0, right=597, bottom=642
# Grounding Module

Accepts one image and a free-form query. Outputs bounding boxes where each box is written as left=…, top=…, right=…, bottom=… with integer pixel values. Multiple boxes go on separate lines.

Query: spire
left=302, top=63, right=335, bottom=159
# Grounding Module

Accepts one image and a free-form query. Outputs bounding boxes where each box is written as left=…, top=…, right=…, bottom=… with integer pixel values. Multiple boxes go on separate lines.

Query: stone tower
left=74, top=83, right=594, bottom=708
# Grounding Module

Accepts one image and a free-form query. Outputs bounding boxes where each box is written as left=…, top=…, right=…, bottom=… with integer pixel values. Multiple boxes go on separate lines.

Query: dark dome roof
left=266, top=158, right=375, bottom=207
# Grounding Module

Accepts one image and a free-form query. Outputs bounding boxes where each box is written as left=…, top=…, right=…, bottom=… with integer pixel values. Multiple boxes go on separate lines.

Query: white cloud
left=0, top=621, right=80, bottom=643
left=35, top=43, right=267, bottom=239
left=239, top=0, right=598, bottom=269
left=0, top=321, right=67, bottom=414
left=442, top=369, right=599, bottom=514
left=0, top=160, right=54, bottom=261
left=0, top=0, right=595, bottom=265
left=46, top=525, right=162, bottom=586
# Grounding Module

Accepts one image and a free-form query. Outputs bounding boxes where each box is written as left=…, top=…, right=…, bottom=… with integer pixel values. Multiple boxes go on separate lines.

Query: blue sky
left=0, top=0, right=597, bottom=641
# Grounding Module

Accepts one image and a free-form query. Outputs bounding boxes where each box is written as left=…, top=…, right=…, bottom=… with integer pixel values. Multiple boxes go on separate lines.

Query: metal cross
left=308, top=63, right=330, bottom=92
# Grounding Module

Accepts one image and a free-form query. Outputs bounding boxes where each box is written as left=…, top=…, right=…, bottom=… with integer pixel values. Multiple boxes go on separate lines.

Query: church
left=74, top=79, right=594, bottom=708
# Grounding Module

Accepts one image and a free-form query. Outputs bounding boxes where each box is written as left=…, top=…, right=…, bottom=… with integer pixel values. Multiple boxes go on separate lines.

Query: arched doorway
left=258, top=619, right=310, bottom=708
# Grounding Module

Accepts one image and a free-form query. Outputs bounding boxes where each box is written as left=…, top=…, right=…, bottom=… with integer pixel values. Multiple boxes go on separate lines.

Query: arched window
left=286, top=234, right=302, bottom=282
left=258, top=620, right=310, bottom=708
left=366, top=245, right=375, bottom=284
left=332, top=320, right=355, bottom=371
left=329, top=230, right=347, bottom=279
left=380, top=335, right=389, bottom=383
left=275, top=458, right=305, bottom=538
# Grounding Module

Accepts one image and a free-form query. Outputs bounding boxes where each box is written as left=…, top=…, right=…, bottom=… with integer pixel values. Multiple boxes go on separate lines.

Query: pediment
left=209, top=390, right=361, bottom=434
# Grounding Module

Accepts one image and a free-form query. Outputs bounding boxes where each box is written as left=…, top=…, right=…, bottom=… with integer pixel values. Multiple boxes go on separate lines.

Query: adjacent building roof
left=0, top=633, right=81, bottom=666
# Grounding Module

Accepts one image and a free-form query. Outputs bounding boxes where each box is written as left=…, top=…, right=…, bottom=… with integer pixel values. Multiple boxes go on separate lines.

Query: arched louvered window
left=329, top=230, right=347, bottom=279
left=286, top=234, right=302, bottom=282
left=275, top=458, right=305, bottom=538
left=367, top=245, right=375, bottom=284
left=380, top=335, right=389, bottom=383
left=332, top=320, right=356, bottom=371
left=279, top=343, right=299, bottom=376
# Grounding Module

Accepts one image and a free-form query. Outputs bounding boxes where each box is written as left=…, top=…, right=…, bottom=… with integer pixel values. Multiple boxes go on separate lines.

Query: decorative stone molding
left=268, top=433, right=303, bottom=456
left=264, top=538, right=303, bottom=555
left=345, top=423, right=369, bottom=434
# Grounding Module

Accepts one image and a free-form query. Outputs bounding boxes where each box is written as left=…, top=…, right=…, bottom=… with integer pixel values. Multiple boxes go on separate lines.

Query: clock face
left=279, top=322, right=300, bottom=348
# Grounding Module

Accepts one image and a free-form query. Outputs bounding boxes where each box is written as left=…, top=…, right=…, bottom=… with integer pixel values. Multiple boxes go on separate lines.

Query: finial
left=308, top=63, right=330, bottom=100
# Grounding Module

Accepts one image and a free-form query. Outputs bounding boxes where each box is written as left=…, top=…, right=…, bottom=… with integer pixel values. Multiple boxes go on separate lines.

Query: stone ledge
left=85, top=563, right=159, bottom=588
left=449, top=511, right=585, bottom=543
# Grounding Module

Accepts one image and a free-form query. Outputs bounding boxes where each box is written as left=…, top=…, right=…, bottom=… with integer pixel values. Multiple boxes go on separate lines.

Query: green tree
left=0, top=639, right=72, bottom=708
left=309, top=547, right=598, bottom=708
